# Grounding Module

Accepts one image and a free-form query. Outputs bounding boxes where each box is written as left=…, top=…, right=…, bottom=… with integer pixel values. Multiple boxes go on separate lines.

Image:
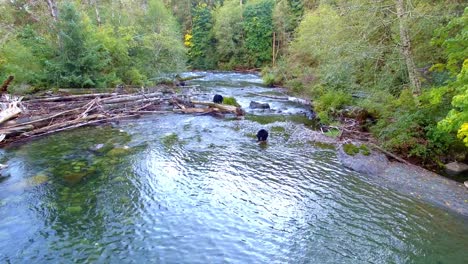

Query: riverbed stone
left=64, top=172, right=86, bottom=185
left=29, top=174, right=48, bottom=186
left=249, top=101, right=270, bottom=109
left=445, top=162, right=468, bottom=176
left=337, top=144, right=388, bottom=175
left=91, top=143, right=105, bottom=151
left=66, top=206, right=83, bottom=213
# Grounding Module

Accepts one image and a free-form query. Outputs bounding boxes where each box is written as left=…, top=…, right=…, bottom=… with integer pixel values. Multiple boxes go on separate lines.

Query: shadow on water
left=0, top=72, right=467, bottom=263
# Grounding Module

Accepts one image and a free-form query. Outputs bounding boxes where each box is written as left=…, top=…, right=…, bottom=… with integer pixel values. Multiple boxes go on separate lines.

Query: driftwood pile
left=0, top=89, right=244, bottom=146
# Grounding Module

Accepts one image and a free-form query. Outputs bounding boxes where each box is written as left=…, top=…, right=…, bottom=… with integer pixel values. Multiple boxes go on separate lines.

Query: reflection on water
left=0, top=73, right=467, bottom=263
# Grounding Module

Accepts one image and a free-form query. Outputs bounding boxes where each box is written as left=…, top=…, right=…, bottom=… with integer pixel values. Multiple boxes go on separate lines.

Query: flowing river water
left=0, top=72, right=467, bottom=263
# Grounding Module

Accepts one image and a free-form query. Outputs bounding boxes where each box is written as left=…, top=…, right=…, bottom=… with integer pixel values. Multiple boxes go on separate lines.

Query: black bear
left=256, top=129, right=269, bottom=142
left=213, top=94, right=224, bottom=104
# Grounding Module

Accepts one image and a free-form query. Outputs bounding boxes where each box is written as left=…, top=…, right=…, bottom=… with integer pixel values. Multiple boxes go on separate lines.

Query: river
left=0, top=72, right=467, bottom=263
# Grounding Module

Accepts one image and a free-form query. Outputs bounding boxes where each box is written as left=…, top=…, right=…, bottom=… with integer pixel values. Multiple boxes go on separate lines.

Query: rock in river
left=445, top=161, right=468, bottom=176
left=337, top=143, right=389, bottom=175
left=249, top=101, right=270, bottom=109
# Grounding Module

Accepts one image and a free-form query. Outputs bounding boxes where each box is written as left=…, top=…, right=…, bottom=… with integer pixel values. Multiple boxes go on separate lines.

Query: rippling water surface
left=0, top=72, right=467, bottom=263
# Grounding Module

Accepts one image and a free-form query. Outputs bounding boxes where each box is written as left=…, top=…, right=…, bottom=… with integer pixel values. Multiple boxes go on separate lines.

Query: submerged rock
left=29, top=174, right=49, bottom=186
left=249, top=101, right=270, bottom=109
left=107, top=147, right=130, bottom=157
left=0, top=163, right=9, bottom=180
left=445, top=162, right=468, bottom=176
left=91, top=144, right=105, bottom=151
left=64, top=173, right=87, bottom=185
left=66, top=206, right=83, bottom=213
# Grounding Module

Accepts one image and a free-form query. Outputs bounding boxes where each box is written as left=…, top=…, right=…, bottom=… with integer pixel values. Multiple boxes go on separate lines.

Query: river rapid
left=0, top=72, right=467, bottom=263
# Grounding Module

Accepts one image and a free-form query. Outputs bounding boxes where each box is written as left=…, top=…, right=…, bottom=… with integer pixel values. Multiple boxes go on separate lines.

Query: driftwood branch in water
left=0, top=125, right=35, bottom=138
left=25, top=92, right=116, bottom=102
left=23, top=114, right=139, bottom=142
left=0, top=95, right=23, bottom=125
left=190, top=100, right=240, bottom=113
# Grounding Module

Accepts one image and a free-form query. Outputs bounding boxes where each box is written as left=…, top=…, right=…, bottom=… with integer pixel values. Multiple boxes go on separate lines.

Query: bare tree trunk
left=272, top=32, right=276, bottom=66
left=395, top=0, right=421, bottom=95
left=45, top=0, right=58, bottom=22
left=92, top=0, right=102, bottom=26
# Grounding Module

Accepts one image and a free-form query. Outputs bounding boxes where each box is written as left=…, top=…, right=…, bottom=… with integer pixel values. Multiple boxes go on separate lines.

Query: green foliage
left=314, top=90, right=353, bottom=124
left=46, top=3, right=111, bottom=88
left=261, top=64, right=287, bottom=86
left=189, top=3, right=217, bottom=69
left=374, top=88, right=457, bottom=163
left=212, top=0, right=245, bottom=69
left=272, top=0, right=304, bottom=57
left=161, top=133, right=181, bottom=148
left=0, top=39, right=43, bottom=88
left=343, top=143, right=370, bottom=156
left=343, top=143, right=360, bottom=156
left=438, top=60, right=468, bottom=147
left=324, top=128, right=340, bottom=138
left=0, top=0, right=185, bottom=91
left=0, top=25, right=55, bottom=90
left=243, top=0, right=274, bottom=68
left=222, top=96, right=240, bottom=107
left=431, top=7, right=468, bottom=75
left=136, top=0, right=187, bottom=76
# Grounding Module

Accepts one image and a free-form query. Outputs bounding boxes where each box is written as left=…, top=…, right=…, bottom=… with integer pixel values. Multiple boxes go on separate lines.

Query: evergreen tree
left=243, top=0, right=274, bottom=68
left=189, top=3, right=217, bottom=69
left=48, top=3, right=110, bottom=88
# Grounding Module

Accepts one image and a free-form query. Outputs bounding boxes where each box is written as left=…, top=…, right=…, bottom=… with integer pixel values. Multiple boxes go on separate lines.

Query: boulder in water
left=249, top=101, right=270, bottom=109
left=337, top=143, right=388, bottom=175
left=445, top=162, right=468, bottom=176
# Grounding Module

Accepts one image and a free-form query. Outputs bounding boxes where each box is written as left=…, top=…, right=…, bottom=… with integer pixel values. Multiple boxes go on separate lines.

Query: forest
left=0, top=0, right=467, bottom=169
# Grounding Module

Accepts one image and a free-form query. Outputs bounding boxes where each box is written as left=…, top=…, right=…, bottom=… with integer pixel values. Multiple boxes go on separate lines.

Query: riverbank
left=326, top=135, right=468, bottom=217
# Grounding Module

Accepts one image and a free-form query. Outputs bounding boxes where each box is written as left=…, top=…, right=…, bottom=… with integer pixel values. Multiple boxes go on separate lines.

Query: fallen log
left=125, top=110, right=172, bottom=115
left=0, top=125, right=35, bottom=138
left=102, top=97, right=161, bottom=111
left=190, top=100, right=242, bottom=114
left=0, top=107, right=22, bottom=125
left=174, top=108, right=216, bottom=114
left=8, top=108, right=85, bottom=129
left=10, top=114, right=139, bottom=145
left=100, top=92, right=162, bottom=104
left=0, top=95, right=24, bottom=125
left=25, top=92, right=116, bottom=102
left=23, top=113, right=107, bottom=137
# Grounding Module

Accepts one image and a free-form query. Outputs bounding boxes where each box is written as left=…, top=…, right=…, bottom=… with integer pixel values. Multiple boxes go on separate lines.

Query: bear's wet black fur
left=213, top=94, right=223, bottom=104
left=256, top=129, right=269, bottom=142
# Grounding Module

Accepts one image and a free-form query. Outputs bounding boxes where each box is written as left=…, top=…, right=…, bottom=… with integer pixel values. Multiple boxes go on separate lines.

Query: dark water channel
left=0, top=72, right=467, bottom=263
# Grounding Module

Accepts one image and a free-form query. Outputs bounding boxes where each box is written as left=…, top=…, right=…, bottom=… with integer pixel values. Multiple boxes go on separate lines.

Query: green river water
left=0, top=72, right=467, bottom=263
